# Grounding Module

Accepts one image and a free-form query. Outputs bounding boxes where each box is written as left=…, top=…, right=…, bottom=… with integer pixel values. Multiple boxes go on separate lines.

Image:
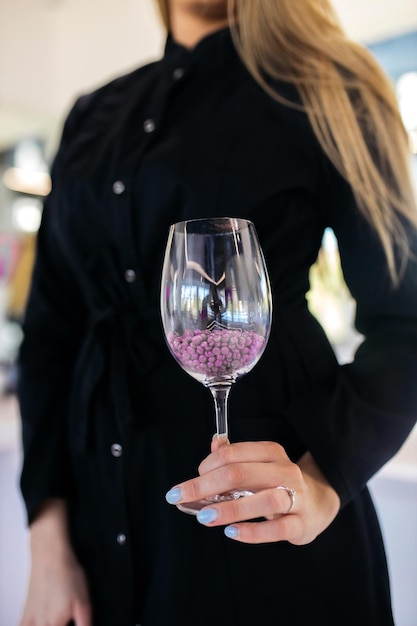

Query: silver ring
left=276, top=485, right=296, bottom=513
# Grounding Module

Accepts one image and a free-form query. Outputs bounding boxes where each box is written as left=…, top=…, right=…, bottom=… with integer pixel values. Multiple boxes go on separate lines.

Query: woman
left=18, top=1, right=417, bottom=625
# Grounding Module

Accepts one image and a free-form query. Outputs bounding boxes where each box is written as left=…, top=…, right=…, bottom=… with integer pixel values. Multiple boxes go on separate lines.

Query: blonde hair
left=156, top=0, right=417, bottom=282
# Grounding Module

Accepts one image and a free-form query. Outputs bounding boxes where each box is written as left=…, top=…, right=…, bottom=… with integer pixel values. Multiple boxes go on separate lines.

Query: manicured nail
left=224, top=525, right=239, bottom=539
left=165, top=487, right=183, bottom=504
left=197, top=508, right=219, bottom=524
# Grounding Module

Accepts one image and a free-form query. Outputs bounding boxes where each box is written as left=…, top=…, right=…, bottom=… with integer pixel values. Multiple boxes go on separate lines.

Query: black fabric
left=17, top=27, right=417, bottom=625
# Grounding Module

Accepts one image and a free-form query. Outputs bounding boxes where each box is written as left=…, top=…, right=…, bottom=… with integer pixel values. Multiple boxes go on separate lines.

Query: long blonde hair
left=155, top=0, right=417, bottom=282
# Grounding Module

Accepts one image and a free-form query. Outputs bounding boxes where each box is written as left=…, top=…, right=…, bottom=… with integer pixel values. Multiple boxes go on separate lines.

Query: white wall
left=334, top=0, right=417, bottom=42
left=0, top=0, right=165, bottom=114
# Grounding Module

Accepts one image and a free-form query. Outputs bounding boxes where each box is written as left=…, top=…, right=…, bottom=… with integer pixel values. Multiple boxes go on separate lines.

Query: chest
left=54, top=70, right=325, bottom=308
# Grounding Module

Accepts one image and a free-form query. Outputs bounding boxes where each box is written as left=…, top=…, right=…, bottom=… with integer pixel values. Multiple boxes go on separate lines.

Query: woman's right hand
left=19, top=499, right=92, bottom=626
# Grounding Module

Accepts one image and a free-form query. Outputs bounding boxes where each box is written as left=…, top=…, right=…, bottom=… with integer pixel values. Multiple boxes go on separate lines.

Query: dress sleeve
left=17, top=98, right=88, bottom=524
left=287, top=156, right=417, bottom=508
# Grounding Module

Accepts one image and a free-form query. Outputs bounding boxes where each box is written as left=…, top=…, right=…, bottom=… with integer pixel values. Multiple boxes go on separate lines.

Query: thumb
left=211, top=433, right=229, bottom=452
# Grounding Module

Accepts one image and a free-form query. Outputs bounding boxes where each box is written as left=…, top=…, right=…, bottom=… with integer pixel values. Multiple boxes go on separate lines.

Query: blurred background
left=0, top=1, right=416, bottom=624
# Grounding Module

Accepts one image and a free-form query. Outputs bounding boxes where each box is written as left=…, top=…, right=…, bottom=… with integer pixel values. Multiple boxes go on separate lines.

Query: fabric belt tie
left=70, top=307, right=162, bottom=452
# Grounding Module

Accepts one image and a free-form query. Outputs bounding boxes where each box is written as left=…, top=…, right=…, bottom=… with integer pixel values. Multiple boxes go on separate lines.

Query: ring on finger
left=276, top=485, right=296, bottom=513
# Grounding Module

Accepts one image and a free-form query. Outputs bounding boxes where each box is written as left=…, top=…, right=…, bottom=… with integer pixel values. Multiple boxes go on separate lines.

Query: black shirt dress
left=17, top=27, right=417, bottom=626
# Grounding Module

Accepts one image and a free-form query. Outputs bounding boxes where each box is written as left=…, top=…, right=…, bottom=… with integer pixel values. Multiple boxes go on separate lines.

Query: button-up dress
left=17, top=28, right=417, bottom=626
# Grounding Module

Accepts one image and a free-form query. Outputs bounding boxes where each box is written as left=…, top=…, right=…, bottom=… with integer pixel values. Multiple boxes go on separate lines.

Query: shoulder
left=59, top=58, right=161, bottom=144
left=82, top=58, right=159, bottom=104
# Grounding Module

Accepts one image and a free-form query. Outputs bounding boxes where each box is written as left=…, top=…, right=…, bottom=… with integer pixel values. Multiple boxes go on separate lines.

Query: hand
left=166, top=440, right=341, bottom=545
left=19, top=499, right=92, bottom=626
left=19, top=548, right=92, bottom=626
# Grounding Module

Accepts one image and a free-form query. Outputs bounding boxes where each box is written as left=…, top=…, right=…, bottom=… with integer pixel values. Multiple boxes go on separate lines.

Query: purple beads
left=168, top=329, right=265, bottom=379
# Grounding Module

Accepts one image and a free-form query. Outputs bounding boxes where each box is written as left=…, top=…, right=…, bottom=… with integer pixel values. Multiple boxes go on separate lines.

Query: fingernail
left=224, top=525, right=239, bottom=539
left=165, top=487, right=183, bottom=504
left=196, top=508, right=219, bottom=524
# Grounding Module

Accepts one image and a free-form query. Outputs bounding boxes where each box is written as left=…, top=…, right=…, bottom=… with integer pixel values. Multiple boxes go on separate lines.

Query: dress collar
left=163, top=26, right=236, bottom=70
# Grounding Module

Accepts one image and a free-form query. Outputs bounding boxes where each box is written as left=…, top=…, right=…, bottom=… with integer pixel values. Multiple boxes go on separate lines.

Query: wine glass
left=160, top=217, right=272, bottom=514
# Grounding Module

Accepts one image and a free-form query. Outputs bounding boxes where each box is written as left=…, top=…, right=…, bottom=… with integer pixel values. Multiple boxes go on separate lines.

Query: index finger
left=199, top=440, right=287, bottom=474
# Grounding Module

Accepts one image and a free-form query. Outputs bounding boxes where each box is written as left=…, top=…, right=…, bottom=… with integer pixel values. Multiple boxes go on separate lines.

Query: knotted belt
left=70, top=306, right=163, bottom=452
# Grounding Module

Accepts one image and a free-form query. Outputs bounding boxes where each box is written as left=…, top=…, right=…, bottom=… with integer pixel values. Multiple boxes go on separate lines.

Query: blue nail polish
left=165, top=487, right=183, bottom=504
left=197, top=508, right=218, bottom=524
left=224, top=525, right=239, bottom=539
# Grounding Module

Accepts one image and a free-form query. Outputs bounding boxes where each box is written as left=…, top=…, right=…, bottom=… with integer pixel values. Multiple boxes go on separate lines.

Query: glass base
left=178, top=490, right=254, bottom=515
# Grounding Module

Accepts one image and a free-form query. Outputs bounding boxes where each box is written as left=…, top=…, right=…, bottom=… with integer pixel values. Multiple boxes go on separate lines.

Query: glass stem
left=209, top=383, right=231, bottom=444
